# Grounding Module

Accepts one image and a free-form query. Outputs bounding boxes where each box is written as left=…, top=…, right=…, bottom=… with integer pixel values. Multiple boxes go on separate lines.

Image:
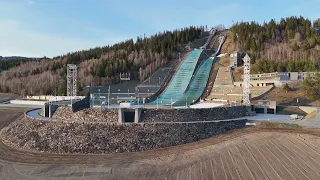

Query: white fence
left=26, top=96, right=85, bottom=101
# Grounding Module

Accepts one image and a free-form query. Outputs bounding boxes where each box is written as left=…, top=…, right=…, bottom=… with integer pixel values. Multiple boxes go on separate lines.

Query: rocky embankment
left=140, top=106, right=248, bottom=122
left=52, top=107, right=118, bottom=123
left=1, top=116, right=247, bottom=154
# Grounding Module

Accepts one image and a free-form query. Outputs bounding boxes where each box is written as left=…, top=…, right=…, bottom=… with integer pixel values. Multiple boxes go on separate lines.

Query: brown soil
left=1, top=109, right=320, bottom=179
left=220, top=31, right=236, bottom=54
left=258, top=86, right=320, bottom=106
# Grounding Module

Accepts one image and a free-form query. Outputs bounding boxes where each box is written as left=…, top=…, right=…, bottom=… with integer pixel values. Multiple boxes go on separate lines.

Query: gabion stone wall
left=1, top=116, right=247, bottom=154
left=140, top=106, right=248, bottom=122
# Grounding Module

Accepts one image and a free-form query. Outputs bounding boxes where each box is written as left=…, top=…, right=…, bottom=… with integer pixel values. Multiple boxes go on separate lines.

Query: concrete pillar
left=43, top=105, right=46, bottom=117
left=134, top=108, right=141, bottom=123
left=49, top=104, right=51, bottom=118
left=118, top=108, right=124, bottom=124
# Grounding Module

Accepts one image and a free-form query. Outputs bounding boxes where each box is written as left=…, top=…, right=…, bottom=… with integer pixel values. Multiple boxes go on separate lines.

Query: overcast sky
left=0, top=0, right=319, bottom=57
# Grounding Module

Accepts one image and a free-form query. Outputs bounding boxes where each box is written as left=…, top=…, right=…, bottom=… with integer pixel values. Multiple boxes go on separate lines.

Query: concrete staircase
left=207, top=86, right=274, bottom=101
left=213, top=67, right=233, bottom=87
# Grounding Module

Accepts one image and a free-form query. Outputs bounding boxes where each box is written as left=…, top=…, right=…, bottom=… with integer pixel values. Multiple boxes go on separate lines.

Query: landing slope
left=148, top=49, right=203, bottom=105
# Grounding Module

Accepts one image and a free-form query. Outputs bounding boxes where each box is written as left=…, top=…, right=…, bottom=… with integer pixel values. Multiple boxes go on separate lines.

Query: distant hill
left=0, top=26, right=204, bottom=95
left=0, top=56, right=31, bottom=61
left=0, top=16, right=319, bottom=96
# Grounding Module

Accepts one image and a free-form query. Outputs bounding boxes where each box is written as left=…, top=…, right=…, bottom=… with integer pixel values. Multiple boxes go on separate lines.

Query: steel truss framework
left=243, top=54, right=251, bottom=105
left=67, top=64, right=77, bottom=96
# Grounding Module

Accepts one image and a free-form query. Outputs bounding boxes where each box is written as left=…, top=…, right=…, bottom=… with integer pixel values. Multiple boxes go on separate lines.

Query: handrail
left=144, top=50, right=191, bottom=103
left=182, top=35, right=226, bottom=105
left=200, top=29, right=216, bottom=49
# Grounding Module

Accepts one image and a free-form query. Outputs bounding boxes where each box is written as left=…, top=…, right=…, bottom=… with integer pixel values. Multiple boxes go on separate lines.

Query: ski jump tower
left=243, top=54, right=251, bottom=105
left=67, top=64, right=77, bottom=96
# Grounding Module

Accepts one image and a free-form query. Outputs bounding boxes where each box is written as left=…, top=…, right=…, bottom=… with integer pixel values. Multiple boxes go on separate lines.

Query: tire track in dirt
left=238, top=143, right=269, bottom=180
left=268, top=138, right=310, bottom=180
left=260, top=140, right=297, bottom=180
left=272, top=136, right=320, bottom=180
left=245, top=140, right=283, bottom=180
left=283, top=135, right=320, bottom=167
left=279, top=135, right=320, bottom=176
left=265, top=138, right=308, bottom=180
left=222, top=147, right=241, bottom=179
left=228, top=146, right=255, bottom=180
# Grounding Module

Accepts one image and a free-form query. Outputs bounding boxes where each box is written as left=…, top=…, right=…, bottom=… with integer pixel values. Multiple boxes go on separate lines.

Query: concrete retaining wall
left=277, top=105, right=318, bottom=114
left=26, top=96, right=85, bottom=101
left=52, top=107, right=118, bottom=123
left=10, top=100, right=47, bottom=105
left=72, top=96, right=90, bottom=112
left=139, top=106, right=248, bottom=122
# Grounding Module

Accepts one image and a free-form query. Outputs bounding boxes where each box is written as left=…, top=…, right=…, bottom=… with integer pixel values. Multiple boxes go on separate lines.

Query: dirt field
left=259, top=86, right=320, bottom=106
left=1, top=109, right=320, bottom=179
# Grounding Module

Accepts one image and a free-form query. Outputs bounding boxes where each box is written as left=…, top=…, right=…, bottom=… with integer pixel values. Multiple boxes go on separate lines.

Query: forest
left=231, top=16, right=320, bottom=73
left=0, top=26, right=204, bottom=95
left=1, top=16, right=320, bottom=96
left=0, top=58, right=39, bottom=72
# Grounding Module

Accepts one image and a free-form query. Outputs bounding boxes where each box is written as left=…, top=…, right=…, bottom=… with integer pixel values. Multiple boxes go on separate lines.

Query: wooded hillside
left=0, top=26, right=204, bottom=95
left=231, top=16, right=320, bottom=73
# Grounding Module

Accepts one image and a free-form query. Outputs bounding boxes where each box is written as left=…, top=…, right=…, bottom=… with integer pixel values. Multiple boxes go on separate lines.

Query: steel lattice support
left=67, top=64, right=77, bottom=96
left=243, top=54, right=251, bottom=105
left=233, top=51, right=238, bottom=67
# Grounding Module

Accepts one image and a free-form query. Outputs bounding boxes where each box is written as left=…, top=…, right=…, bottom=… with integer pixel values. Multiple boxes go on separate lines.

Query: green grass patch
left=253, top=121, right=303, bottom=129
left=276, top=106, right=307, bottom=115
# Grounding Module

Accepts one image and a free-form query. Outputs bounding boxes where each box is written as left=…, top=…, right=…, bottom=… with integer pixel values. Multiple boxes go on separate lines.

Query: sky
left=0, top=0, right=319, bottom=58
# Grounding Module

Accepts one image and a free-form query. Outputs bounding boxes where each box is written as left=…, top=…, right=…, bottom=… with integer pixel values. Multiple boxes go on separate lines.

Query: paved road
left=299, top=113, right=320, bottom=128
left=242, top=113, right=320, bottom=128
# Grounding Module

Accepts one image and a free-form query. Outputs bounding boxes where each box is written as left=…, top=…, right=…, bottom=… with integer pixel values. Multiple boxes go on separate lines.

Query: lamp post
left=157, top=97, right=159, bottom=109
left=185, top=97, right=188, bottom=108
left=98, top=89, right=101, bottom=104
left=107, top=85, right=110, bottom=109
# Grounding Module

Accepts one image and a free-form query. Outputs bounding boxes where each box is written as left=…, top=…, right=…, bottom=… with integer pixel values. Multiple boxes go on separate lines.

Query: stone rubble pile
left=140, top=106, right=248, bottom=122
left=52, top=107, right=118, bottom=123
left=1, top=116, right=247, bottom=154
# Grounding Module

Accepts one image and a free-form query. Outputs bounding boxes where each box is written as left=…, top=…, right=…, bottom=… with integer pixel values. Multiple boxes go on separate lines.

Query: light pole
left=107, top=85, right=110, bottom=109
left=98, top=89, right=100, bottom=105
left=157, top=97, right=159, bottom=109
left=185, top=97, right=188, bottom=108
